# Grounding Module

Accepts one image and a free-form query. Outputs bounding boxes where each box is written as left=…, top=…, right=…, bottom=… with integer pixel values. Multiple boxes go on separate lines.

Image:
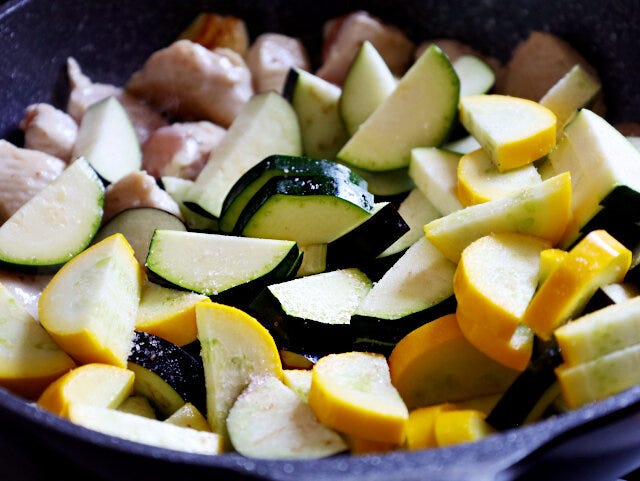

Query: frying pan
left=1, top=0, right=640, bottom=480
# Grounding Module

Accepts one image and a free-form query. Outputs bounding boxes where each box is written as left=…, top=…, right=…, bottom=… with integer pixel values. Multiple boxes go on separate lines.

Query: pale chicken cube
left=103, top=170, right=182, bottom=223
left=66, top=57, right=167, bottom=144
left=125, top=40, right=253, bottom=128
left=246, top=33, right=310, bottom=93
left=19, top=103, right=78, bottom=162
left=142, top=121, right=227, bottom=181
left=316, top=10, right=414, bottom=85
left=0, top=140, right=66, bottom=223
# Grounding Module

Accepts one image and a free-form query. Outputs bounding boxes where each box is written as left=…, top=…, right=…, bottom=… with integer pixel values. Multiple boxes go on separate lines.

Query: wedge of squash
left=459, top=94, right=557, bottom=171
left=388, top=314, right=519, bottom=409
left=454, top=233, right=549, bottom=371
left=39, top=233, right=143, bottom=367
left=37, top=363, right=134, bottom=418
left=308, top=351, right=408, bottom=444
left=424, top=172, right=571, bottom=263
left=196, top=302, right=283, bottom=444
left=522, top=230, right=631, bottom=340
left=0, top=282, right=76, bottom=399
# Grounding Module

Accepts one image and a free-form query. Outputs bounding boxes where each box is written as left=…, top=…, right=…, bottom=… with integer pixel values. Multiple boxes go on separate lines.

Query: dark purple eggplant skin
left=2, top=1, right=640, bottom=481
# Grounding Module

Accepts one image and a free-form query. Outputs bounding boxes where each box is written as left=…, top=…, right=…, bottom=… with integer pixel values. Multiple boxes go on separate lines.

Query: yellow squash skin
left=522, top=229, right=631, bottom=340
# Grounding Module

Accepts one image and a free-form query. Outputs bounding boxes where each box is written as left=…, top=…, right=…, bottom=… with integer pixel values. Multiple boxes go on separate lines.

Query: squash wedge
left=522, top=230, right=631, bottom=340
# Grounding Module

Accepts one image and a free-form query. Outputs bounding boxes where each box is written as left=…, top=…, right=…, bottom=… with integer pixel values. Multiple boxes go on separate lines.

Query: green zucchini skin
left=146, top=240, right=302, bottom=309
left=600, top=185, right=640, bottom=221
left=248, top=288, right=353, bottom=356
left=233, top=174, right=375, bottom=245
left=128, top=331, right=206, bottom=416
left=576, top=209, right=640, bottom=250
left=325, top=202, right=409, bottom=270
left=220, top=154, right=367, bottom=233
left=485, top=345, right=563, bottom=431
left=92, top=207, right=186, bottom=265
left=350, top=295, right=457, bottom=356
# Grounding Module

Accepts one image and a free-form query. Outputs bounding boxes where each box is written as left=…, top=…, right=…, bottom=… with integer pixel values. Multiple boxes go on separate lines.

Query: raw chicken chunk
left=19, top=103, right=78, bottom=162
left=246, top=33, right=310, bottom=93
left=317, top=11, right=414, bottom=85
left=0, top=270, right=52, bottom=320
left=0, top=140, right=66, bottom=223
left=126, top=40, right=253, bottom=128
left=103, top=170, right=182, bottom=223
left=142, top=121, right=227, bottom=180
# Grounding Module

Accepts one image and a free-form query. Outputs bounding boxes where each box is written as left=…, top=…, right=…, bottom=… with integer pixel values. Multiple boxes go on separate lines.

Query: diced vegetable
left=37, top=363, right=134, bottom=418
left=459, top=94, right=557, bottom=171
left=38, top=233, right=143, bottom=368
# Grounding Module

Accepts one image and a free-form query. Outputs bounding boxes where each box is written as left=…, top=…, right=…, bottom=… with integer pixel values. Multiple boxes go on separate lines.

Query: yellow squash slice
left=454, top=233, right=550, bottom=371
left=39, top=233, right=143, bottom=367
left=405, top=403, right=455, bottom=450
left=522, top=230, right=631, bottom=340
left=434, top=409, right=495, bottom=447
left=0, top=283, right=76, bottom=399
left=456, top=148, right=542, bottom=206
left=539, top=248, right=568, bottom=284
left=135, top=280, right=210, bottom=346
left=459, top=94, right=557, bottom=171
left=308, top=351, right=408, bottom=445
left=196, top=302, right=283, bottom=443
left=389, top=314, right=519, bottom=409
left=424, top=172, right=571, bottom=263
left=37, top=363, right=134, bottom=418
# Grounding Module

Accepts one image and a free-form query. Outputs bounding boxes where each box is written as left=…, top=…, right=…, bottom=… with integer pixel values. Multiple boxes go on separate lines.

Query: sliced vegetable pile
left=2, top=8, right=640, bottom=461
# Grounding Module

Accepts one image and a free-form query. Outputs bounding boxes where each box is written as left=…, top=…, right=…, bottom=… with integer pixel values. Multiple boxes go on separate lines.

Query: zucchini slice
left=93, top=207, right=186, bottom=265
left=187, top=92, right=302, bottom=219
left=337, top=44, right=459, bottom=172
left=146, top=230, right=300, bottom=299
left=485, top=345, right=563, bottom=430
left=249, top=268, right=372, bottom=355
left=235, top=175, right=374, bottom=245
left=128, top=330, right=206, bottom=417
left=325, top=202, right=409, bottom=270
left=72, top=96, right=142, bottom=184
left=352, top=237, right=457, bottom=354
left=339, top=40, right=397, bottom=135
left=0, top=157, right=104, bottom=270
left=219, top=154, right=367, bottom=233
left=283, top=68, right=349, bottom=160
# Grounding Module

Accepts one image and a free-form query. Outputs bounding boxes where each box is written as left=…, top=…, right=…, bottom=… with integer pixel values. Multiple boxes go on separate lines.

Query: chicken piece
left=19, top=103, right=78, bottom=162
left=142, top=121, right=226, bottom=181
left=316, top=10, right=414, bottom=85
left=126, top=40, right=253, bottom=128
left=246, top=33, right=310, bottom=93
left=497, top=31, right=604, bottom=110
left=178, top=13, right=249, bottom=57
left=0, top=140, right=66, bottom=223
left=0, top=270, right=52, bottom=321
left=66, top=57, right=167, bottom=144
left=103, top=170, right=182, bottom=223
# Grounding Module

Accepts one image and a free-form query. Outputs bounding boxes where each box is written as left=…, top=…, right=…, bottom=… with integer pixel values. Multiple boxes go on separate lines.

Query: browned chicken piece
left=125, top=40, right=254, bottom=128
left=142, top=121, right=227, bottom=181
left=66, top=57, right=168, bottom=144
left=246, top=33, right=310, bottom=93
left=496, top=31, right=605, bottom=115
left=103, top=170, right=182, bottom=223
left=316, top=10, right=414, bottom=85
left=19, top=103, right=78, bottom=163
left=178, top=13, right=250, bottom=57
left=0, top=270, right=52, bottom=320
left=0, top=140, right=66, bottom=224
